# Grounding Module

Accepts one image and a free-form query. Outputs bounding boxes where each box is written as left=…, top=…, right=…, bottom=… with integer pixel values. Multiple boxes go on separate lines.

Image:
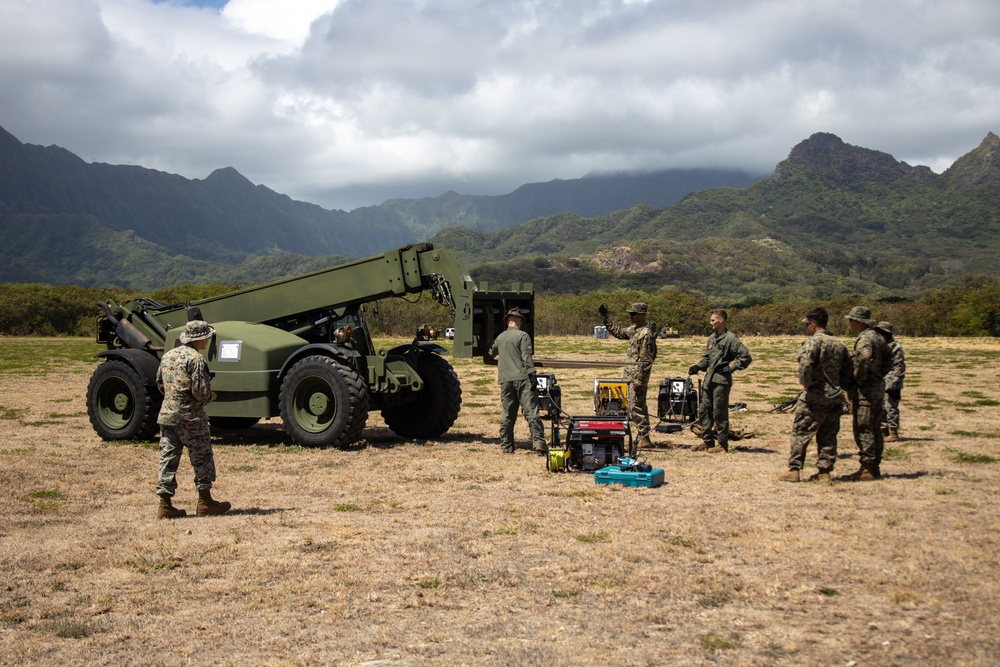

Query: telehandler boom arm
left=134, top=244, right=474, bottom=345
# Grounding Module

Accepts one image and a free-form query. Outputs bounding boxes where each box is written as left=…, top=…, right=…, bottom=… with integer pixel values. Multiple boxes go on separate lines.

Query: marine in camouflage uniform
left=688, top=309, right=752, bottom=453
left=779, top=307, right=854, bottom=482
left=489, top=308, right=546, bottom=453
left=601, top=302, right=657, bottom=446
left=154, top=320, right=230, bottom=518
left=877, top=321, right=906, bottom=442
left=845, top=306, right=892, bottom=480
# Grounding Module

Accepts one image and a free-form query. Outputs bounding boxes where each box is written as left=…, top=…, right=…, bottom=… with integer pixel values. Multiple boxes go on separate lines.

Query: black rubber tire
left=87, top=359, right=161, bottom=441
left=382, top=354, right=462, bottom=439
left=279, top=355, right=369, bottom=447
left=210, top=417, right=261, bottom=431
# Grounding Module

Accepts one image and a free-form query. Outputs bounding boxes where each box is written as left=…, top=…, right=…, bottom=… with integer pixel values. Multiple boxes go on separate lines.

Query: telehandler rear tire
left=382, top=353, right=462, bottom=439
left=87, top=359, right=161, bottom=441
left=279, top=355, right=370, bottom=447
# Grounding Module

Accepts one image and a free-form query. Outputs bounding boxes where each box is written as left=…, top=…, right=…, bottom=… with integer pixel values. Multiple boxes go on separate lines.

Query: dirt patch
left=1, top=336, right=999, bottom=665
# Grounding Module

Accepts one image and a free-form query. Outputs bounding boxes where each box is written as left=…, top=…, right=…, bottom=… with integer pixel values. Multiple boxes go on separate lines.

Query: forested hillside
left=0, top=124, right=756, bottom=288
left=1, top=125, right=997, bottom=306
left=374, top=168, right=760, bottom=237
left=449, top=133, right=1000, bottom=305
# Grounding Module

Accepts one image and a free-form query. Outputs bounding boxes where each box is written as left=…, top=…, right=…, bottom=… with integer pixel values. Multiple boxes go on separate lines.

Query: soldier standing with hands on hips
left=599, top=302, right=657, bottom=449
left=688, top=309, right=752, bottom=453
left=155, top=320, right=231, bottom=519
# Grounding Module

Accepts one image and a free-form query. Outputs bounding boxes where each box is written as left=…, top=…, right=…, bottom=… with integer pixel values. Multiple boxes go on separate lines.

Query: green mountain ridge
left=375, top=167, right=761, bottom=237
left=1, top=125, right=997, bottom=304
left=0, top=125, right=412, bottom=261
left=449, top=132, right=1000, bottom=305
left=0, top=124, right=758, bottom=287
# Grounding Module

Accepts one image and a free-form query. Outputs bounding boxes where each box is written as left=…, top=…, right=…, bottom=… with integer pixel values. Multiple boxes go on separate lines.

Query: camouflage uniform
left=691, top=329, right=751, bottom=451
left=882, top=333, right=906, bottom=431
left=490, top=312, right=545, bottom=452
left=155, top=341, right=217, bottom=496
left=788, top=331, right=854, bottom=472
left=604, top=307, right=657, bottom=440
left=848, top=324, right=891, bottom=471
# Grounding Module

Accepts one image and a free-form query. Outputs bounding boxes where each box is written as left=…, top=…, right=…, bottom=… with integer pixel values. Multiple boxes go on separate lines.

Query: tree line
left=1, top=282, right=998, bottom=339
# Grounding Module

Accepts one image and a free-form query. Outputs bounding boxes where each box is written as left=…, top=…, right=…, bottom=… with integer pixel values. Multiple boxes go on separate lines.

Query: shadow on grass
left=212, top=422, right=290, bottom=447
left=225, top=507, right=291, bottom=516
left=211, top=423, right=507, bottom=450
left=882, top=470, right=929, bottom=480
left=366, top=427, right=492, bottom=449
left=731, top=444, right=778, bottom=454
left=662, top=442, right=777, bottom=454
left=834, top=470, right=929, bottom=482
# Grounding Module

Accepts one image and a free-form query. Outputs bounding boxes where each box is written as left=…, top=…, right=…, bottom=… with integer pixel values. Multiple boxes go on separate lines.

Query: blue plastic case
left=594, top=465, right=665, bottom=488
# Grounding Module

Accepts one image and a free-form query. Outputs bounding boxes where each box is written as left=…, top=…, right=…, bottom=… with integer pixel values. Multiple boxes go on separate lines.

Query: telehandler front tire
left=279, top=355, right=369, bottom=447
left=382, top=353, right=462, bottom=439
left=87, top=359, right=161, bottom=441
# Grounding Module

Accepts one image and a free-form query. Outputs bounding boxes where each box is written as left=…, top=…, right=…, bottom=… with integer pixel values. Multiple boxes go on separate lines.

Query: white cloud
left=222, top=0, right=338, bottom=45
left=0, top=0, right=998, bottom=210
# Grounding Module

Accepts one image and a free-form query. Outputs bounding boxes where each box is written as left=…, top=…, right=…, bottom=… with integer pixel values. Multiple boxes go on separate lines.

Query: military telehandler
left=86, top=243, right=532, bottom=448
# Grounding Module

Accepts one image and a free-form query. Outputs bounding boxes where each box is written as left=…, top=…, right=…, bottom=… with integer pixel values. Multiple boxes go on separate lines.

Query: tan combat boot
left=886, top=427, right=899, bottom=443
left=196, top=489, right=232, bottom=516
left=691, top=443, right=710, bottom=452
left=777, top=469, right=800, bottom=483
left=157, top=494, right=186, bottom=519
left=846, top=465, right=876, bottom=482
left=635, top=434, right=652, bottom=450
left=707, top=446, right=727, bottom=453
left=807, top=469, right=832, bottom=482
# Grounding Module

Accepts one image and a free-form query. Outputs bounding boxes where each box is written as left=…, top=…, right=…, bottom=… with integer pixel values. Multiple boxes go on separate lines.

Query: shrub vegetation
left=2, top=282, right=998, bottom=338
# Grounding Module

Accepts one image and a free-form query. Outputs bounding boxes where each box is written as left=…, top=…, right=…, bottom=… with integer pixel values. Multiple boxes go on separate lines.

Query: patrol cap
left=625, top=302, right=648, bottom=314
left=844, top=306, right=876, bottom=326
left=504, top=307, right=525, bottom=322
left=180, top=320, right=215, bottom=344
left=876, top=321, right=894, bottom=333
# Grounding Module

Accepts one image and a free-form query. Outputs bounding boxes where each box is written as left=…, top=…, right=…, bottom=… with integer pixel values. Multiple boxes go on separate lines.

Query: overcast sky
left=1, top=0, right=998, bottom=211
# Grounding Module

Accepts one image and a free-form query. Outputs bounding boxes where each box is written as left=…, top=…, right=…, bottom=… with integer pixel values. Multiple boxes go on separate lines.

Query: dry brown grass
left=1, top=335, right=999, bottom=666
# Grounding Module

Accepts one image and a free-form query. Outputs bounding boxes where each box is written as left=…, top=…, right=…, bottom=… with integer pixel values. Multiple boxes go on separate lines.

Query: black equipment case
left=533, top=373, right=562, bottom=419
left=655, top=376, right=699, bottom=433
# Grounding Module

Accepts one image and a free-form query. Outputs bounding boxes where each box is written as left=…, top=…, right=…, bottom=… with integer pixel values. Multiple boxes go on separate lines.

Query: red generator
left=563, top=416, right=633, bottom=471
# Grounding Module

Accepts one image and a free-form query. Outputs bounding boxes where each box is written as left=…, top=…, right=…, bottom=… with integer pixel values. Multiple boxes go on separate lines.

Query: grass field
left=1, top=334, right=999, bottom=666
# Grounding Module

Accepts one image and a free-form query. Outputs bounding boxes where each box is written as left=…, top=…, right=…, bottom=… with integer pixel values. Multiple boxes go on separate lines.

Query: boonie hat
left=504, top=307, right=525, bottom=322
left=180, top=320, right=215, bottom=344
left=626, top=302, right=648, bottom=314
left=876, top=321, right=894, bottom=333
left=844, top=306, right=876, bottom=326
